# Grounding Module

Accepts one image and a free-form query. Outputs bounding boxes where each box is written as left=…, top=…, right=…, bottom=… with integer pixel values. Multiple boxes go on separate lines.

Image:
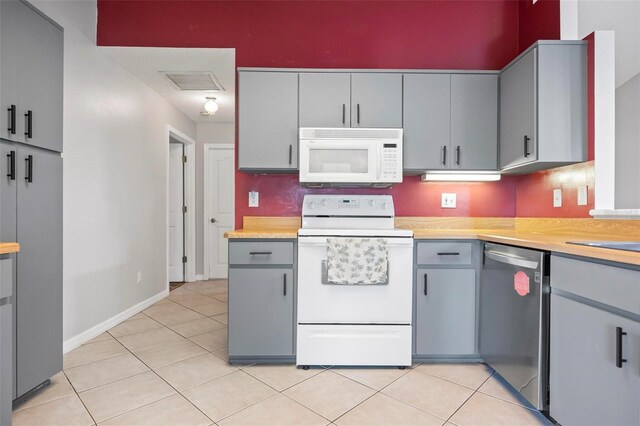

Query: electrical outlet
left=441, top=193, right=457, bottom=208
left=577, top=186, right=588, bottom=206
left=553, top=189, right=562, bottom=208
left=137, top=271, right=143, bottom=285
left=248, top=191, right=259, bottom=208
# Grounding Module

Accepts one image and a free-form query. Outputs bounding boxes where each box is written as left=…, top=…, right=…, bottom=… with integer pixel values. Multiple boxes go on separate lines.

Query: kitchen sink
left=567, top=241, right=640, bottom=253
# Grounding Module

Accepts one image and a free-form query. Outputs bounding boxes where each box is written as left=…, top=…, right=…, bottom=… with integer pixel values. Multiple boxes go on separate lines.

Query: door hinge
left=182, top=206, right=187, bottom=213
left=182, top=155, right=187, bottom=163
left=182, top=256, right=187, bottom=263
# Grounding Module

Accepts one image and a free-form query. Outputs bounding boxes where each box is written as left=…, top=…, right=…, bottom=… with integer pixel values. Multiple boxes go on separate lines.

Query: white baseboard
left=62, top=289, right=169, bottom=354
left=195, top=274, right=205, bottom=281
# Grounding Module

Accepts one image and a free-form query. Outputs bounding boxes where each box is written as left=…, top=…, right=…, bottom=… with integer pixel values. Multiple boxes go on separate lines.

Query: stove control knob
left=321, top=199, right=327, bottom=206
left=306, top=201, right=314, bottom=209
left=381, top=202, right=387, bottom=210
left=368, top=200, right=374, bottom=207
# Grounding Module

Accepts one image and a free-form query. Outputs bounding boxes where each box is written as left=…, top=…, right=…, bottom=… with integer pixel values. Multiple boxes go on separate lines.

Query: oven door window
left=308, top=149, right=369, bottom=174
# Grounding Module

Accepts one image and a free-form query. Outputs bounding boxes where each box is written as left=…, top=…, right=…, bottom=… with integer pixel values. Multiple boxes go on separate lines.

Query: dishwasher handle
left=484, top=249, right=539, bottom=270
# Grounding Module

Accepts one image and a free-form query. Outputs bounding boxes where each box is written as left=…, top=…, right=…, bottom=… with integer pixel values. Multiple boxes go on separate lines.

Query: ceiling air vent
left=162, top=72, right=224, bottom=91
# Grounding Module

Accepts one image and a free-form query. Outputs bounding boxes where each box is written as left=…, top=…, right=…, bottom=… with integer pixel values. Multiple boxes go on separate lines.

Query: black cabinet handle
left=437, top=252, right=460, bottom=256
left=288, top=144, right=292, bottom=165
left=342, top=103, right=346, bottom=125
left=24, top=110, right=33, bottom=139
left=356, top=104, right=360, bottom=125
left=455, top=146, right=461, bottom=166
left=442, top=146, right=447, bottom=166
left=249, top=251, right=272, bottom=256
left=283, top=274, right=287, bottom=296
left=616, top=326, right=627, bottom=368
left=524, top=135, right=531, bottom=157
left=7, top=105, right=16, bottom=135
left=25, top=155, right=33, bottom=183
left=423, top=273, right=428, bottom=296
left=7, top=151, right=15, bottom=180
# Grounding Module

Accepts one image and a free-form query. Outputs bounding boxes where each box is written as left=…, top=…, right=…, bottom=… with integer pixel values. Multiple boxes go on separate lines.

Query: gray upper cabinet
left=403, top=74, right=451, bottom=171
left=351, top=73, right=402, bottom=128
left=238, top=71, right=299, bottom=171
left=451, top=74, right=498, bottom=170
left=299, top=73, right=351, bottom=128
left=415, top=268, right=476, bottom=356
left=500, top=41, right=587, bottom=173
left=0, top=0, right=63, bottom=152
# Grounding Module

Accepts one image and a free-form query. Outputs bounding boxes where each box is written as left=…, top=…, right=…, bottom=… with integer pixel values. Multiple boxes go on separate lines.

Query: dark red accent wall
left=98, top=0, right=593, bottom=226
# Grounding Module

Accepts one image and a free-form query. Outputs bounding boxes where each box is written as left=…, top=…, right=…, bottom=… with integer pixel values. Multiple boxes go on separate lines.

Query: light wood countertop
left=0, top=242, right=20, bottom=255
left=226, top=216, right=640, bottom=266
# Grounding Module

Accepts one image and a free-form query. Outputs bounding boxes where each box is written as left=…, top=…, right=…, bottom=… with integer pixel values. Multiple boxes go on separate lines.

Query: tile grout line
left=61, top=370, right=98, bottom=426
left=444, top=370, right=495, bottom=424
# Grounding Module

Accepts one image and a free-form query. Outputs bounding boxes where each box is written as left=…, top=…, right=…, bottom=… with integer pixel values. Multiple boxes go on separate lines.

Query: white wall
left=29, top=1, right=197, bottom=346
left=195, top=123, right=235, bottom=276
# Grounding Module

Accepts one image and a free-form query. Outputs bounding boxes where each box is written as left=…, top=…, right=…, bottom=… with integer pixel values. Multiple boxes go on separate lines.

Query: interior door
left=207, top=147, right=234, bottom=279
left=168, top=143, right=184, bottom=282
left=16, top=145, right=62, bottom=397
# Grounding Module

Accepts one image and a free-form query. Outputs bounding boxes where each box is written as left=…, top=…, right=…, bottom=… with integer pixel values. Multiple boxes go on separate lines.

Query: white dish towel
left=326, top=238, right=388, bottom=285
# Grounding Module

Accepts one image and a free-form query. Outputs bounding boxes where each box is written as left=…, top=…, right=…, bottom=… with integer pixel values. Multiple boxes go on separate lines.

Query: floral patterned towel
left=326, top=238, right=388, bottom=285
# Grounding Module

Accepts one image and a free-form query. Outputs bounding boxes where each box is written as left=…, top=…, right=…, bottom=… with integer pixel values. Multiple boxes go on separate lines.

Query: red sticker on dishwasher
left=514, top=271, right=530, bottom=296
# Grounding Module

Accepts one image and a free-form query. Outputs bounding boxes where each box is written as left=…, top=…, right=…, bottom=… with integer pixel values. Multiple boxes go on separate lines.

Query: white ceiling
left=102, top=47, right=236, bottom=123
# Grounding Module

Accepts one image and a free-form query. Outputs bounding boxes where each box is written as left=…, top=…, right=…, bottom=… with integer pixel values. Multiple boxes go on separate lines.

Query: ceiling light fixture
left=421, top=172, right=502, bottom=182
left=202, top=97, right=219, bottom=116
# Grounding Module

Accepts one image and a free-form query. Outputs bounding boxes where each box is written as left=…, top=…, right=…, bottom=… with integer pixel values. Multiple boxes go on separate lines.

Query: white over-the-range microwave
left=298, top=127, right=403, bottom=188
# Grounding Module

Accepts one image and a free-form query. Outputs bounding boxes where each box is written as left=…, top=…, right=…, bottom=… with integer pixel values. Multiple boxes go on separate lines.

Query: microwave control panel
left=382, top=143, right=401, bottom=181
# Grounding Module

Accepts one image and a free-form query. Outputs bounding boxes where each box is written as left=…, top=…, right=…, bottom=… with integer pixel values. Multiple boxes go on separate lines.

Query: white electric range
left=296, top=195, right=414, bottom=367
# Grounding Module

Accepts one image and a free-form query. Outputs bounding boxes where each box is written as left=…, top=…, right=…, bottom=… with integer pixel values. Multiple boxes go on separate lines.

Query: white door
left=206, top=146, right=235, bottom=278
left=169, top=143, right=184, bottom=282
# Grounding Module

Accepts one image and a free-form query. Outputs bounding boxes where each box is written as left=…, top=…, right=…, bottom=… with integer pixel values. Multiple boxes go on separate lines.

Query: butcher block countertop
left=226, top=217, right=640, bottom=266
left=0, top=242, right=20, bottom=255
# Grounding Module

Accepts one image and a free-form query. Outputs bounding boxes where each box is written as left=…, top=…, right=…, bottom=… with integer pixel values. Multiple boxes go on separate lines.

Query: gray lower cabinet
left=238, top=71, right=299, bottom=171
left=549, top=255, right=640, bottom=425
left=0, top=0, right=63, bottom=152
left=403, top=74, right=451, bottom=172
left=299, top=73, right=351, bottom=128
left=228, top=240, right=296, bottom=361
left=350, top=73, right=402, bottom=128
left=1, top=256, right=13, bottom=426
left=0, top=141, right=63, bottom=400
left=500, top=41, right=587, bottom=173
left=415, top=268, right=476, bottom=356
left=550, top=293, right=640, bottom=426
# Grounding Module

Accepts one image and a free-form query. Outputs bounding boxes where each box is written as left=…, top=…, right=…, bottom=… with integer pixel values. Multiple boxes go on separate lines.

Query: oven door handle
left=484, top=250, right=539, bottom=270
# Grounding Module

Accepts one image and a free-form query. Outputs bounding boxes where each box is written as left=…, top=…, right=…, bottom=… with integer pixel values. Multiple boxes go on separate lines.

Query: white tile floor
left=12, top=280, right=551, bottom=425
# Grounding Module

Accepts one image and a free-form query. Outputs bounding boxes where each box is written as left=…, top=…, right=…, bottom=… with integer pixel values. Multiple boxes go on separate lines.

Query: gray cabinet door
left=403, top=74, right=450, bottom=171
left=500, top=48, right=537, bottom=170
left=0, top=257, right=13, bottom=423
left=238, top=72, right=298, bottom=171
left=229, top=268, right=294, bottom=356
left=0, top=141, right=17, bottom=244
left=299, top=73, right=350, bottom=128
left=351, top=73, right=402, bottom=128
left=16, top=146, right=62, bottom=397
left=17, top=1, right=63, bottom=152
left=451, top=74, right=498, bottom=170
left=415, top=268, right=476, bottom=355
left=0, top=0, right=21, bottom=143
left=550, top=294, right=640, bottom=426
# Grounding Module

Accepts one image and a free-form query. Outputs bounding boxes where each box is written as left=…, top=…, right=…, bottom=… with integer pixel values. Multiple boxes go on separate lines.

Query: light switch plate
left=441, top=193, right=457, bottom=209
left=577, top=186, right=588, bottom=206
left=249, top=191, right=259, bottom=207
left=553, top=189, right=562, bottom=208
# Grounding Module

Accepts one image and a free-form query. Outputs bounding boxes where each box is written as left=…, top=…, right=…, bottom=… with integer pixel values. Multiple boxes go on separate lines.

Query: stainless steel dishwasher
left=480, top=243, right=550, bottom=412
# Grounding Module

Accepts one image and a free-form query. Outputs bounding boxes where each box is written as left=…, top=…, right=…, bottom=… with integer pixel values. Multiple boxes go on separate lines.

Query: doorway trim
left=203, top=143, right=235, bottom=280
left=166, top=125, right=197, bottom=283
